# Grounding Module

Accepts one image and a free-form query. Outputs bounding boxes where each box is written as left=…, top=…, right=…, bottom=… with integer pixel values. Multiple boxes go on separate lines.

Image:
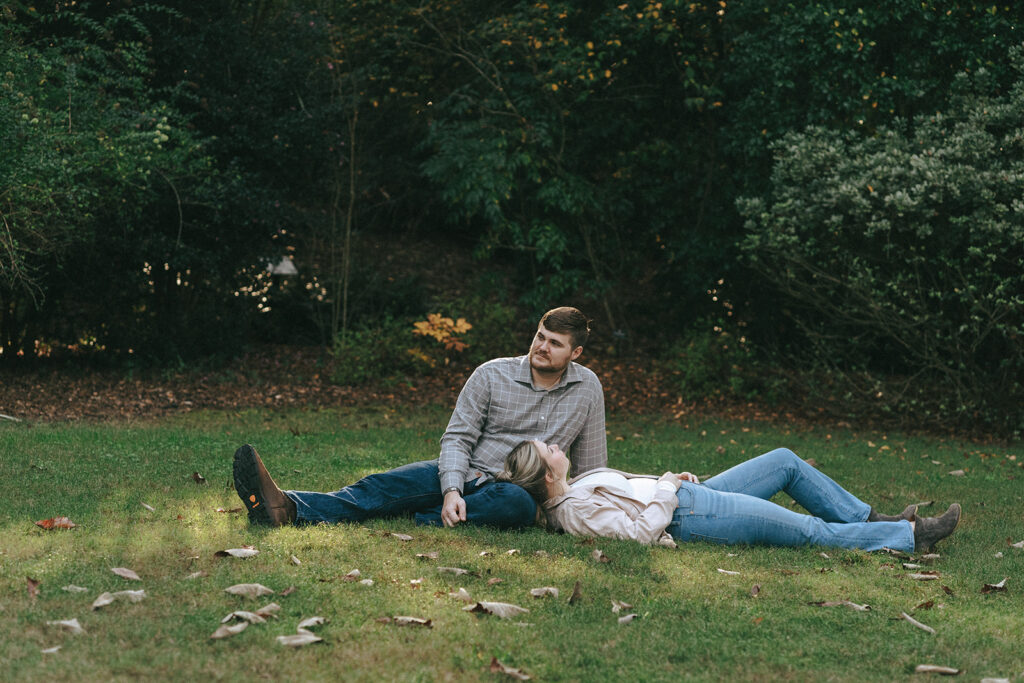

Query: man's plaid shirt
left=438, top=355, right=607, bottom=493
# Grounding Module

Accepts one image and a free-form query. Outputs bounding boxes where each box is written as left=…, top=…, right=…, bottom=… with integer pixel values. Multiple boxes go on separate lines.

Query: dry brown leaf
left=914, top=665, right=959, bottom=675
left=342, top=569, right=362, bottom=582
left=385, top=531, right=413, bottom=541
left=506, top=549, right=520, bottom=556
left=947, top=469, right=965, bottom=477
left=221, top=610, right=267, bottom=625
left=534, top=550, right=549, bottom=557
left=360, top=579, right=374, bottom=586
left=449, top=587, right=473, bottom=602
left=808, top=600, right=870, bottom=611
left=91, top=589, right=146, bottom=609
left=909, top=572, right=941, bottom=581
left=568, top=580, right=583, bottom=605
left=186, top=571, right=206, bottom=580
left=392, top=615, right=433, bottom=627
left=409, top=578, right=423, bottom=589
left=255, top=602, right=281, bottom=618
left=210, top=622, right=249, bottom=639
left=280, top=585, right=297, bottom=596
left=290, top=555, right=301, bottom=566
left=489, top=657, right=530, bottom=680
left=941, top=585, right=954, bottom=596
left=26, top=576, right=40, bottom=600
left=591, top=549, right=611, bottom=563
left=215, top=507, right=244, bottom=514
left=529, top=587, right=559, bottom=599
left=477, top=551, right=493, bottom=557
left=901, top=611, right=936, bottom=634
left=902, top=563, right=922, bottom=570
left=717, top=568, right=740, bottom=576
left=111, top=567, right=141, bottom=581
left=191, top=471, right=207, bottom=484
left=61, top=584, right=88, bottom=593
left=463, top=601, right=530, bottom=619
left=1010, top=539, right=1024, bottom=549
left=417, top=552, right=440, bottom=560
left=276, top=633, right=323, bottom=646
left=34, top=516, right=76, bottom=530
left=981, top=577, right=1008, bottom=594
left=215, top=547, right=259, bottom=559
left=750, top=584, right=761, bottom=598
left=46, top=618, right=84, bottom=634
left=224, top=583, right=274, bottom=599
left=438, top=566, right=478, bottom=577
left=487, top=577, right=503, bottom=586
left=617, top=613, right=640, bottom=624
left=41, top=646, right=62, bottom=654
left=916, top=600, right=935, bottom=610
left=141, top=503, right=155, bottom=512
left=804, top=458, right=819, bottom=468
left=610, top=599, right=632, bottom=613
left=297, top=616, right=326, bottom=630
left=920, top=553, right=941, bottom=561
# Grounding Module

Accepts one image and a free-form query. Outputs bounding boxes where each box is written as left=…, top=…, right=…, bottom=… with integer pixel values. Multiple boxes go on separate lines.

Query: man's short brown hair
left=539, top=307, right=591, bottom=349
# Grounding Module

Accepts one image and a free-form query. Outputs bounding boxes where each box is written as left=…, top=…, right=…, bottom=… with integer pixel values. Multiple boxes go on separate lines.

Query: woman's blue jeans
left=664, top=448, right=915, bottom=552
left=284, top=459, right=536, bottom=529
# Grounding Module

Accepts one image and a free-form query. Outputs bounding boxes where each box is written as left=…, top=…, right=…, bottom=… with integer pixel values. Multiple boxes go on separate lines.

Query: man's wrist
left=443, top=486, right=462, bottom=497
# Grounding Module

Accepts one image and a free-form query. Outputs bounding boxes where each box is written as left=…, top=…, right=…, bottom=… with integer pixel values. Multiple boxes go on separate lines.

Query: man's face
left=529, top=324, right=581, bottom=375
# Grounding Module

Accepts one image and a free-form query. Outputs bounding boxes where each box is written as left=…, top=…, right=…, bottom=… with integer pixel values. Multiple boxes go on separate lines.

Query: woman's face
left=535, top=441, right=570, bottom=481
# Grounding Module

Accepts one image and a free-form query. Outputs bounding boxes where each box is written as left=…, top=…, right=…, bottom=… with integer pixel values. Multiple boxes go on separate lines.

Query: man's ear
left=570, top=346, right=583, bottom=362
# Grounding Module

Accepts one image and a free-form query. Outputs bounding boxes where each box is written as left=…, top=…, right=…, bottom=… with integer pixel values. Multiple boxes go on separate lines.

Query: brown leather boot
left=913, top=503, right=961, bottom=552
left=867, top=504, right=918, bottom=522
left=233, top=444, right=296, bottom=527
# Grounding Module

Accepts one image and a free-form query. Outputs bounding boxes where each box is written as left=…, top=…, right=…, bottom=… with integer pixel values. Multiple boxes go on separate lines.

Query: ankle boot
left=913, top=503, right=961, bottom=552
left=868, top=504, right=918, bottom=522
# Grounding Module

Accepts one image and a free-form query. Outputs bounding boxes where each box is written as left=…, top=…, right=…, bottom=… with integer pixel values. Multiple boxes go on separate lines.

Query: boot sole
left=233, top=445, right=273, bottom=526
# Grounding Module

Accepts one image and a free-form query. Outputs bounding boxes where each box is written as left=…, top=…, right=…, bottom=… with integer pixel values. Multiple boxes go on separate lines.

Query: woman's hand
left=657, top=471, right=682, bottom=491
left=676, top=472, right=700, bottom=484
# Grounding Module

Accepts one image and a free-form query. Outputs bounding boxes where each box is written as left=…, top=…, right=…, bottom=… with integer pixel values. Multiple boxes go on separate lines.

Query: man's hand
left=441, top=490, right=467, bottom=527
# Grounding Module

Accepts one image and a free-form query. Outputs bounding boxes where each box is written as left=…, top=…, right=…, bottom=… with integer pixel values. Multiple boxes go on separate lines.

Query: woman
left=497, top=441, right=961, bottom=553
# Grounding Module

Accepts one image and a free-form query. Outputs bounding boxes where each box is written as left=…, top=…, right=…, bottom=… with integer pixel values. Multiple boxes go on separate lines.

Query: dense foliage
left=1, top=1, right=1020, bottom=434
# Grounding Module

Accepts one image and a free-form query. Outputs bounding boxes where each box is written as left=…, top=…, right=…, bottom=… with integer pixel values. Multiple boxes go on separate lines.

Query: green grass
left=2, top=407, right=1022, bottom=681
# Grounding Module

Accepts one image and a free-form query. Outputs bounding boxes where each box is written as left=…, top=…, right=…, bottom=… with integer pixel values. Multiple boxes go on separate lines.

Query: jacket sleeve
left=549, top=488, right=677, bottom=545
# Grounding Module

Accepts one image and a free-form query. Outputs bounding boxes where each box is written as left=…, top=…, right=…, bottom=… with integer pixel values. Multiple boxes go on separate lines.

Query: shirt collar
left=515, top=355, right=582, bottom=391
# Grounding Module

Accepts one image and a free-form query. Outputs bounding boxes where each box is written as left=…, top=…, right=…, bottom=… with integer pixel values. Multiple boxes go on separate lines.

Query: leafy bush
left=738, top=49, right=1024, bottom=436
left=328, top=317, right=428, bottom=386
left=660, top=318, right=760, bottom=402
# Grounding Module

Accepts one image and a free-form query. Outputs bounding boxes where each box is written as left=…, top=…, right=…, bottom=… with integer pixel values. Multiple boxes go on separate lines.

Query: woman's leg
left=665, top=482, right=914, bottom=552
left=702, top=448, right=871, bottom=523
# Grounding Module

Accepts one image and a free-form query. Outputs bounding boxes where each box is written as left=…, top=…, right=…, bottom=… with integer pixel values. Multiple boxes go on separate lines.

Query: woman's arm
left=550, top=479, right=679, bottom=545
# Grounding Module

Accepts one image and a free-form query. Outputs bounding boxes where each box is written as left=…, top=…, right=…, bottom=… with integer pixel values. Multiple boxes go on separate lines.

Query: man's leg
left=413, top=481, right=537, bottom=529
left=702, top=448, right=872, bottom=523
left=286, top=459, right=444, bottom=524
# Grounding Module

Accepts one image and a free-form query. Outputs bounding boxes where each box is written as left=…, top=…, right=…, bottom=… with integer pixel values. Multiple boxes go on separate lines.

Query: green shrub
left=661, top=319, right=758, bottom=402
left=328, top=317, right=430, bottom=386
left=738, top=48, right=1024, bottom=436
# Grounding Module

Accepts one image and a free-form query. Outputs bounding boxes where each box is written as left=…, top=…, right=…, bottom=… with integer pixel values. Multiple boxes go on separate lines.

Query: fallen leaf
left=297, top=616, right=326, bottom=630
left=618, top=613, right=640, bottom=624
left=360, top=579, right=374, bottom=586
left=192, top=471, right=207, bottom=484
left=141, top=503, right=155, bottom=512
left=27, top=576, right=40, bottom=600
left=34, top=517, right=76, bottom=530
left=409, top=578, right=423, bottom=589
left=449, top=587, right=473, bottom=602
left=717, top=568, right=740, bottom=576
left=463, top=601, right=530, bottom=619
left=215, top=507, right=243, bottom=514
left=941, top=585, right=954, bottom=596
left=438, top=566, right=478, bottom=577
left=489, top=657, right=530, bottom=680
left=224, top=583, right=274, bottom=599
left=385, top=532, right=413, bottom=541
left=568, top=580, right=583, bottom=605
left=186, top=571, right=206, bottom=580
left=215, top=547, right=259, bottom=559
left=487, top=577, right=503, bottom=586
left=110, top=567, right=141, bottom=581
left=46, top=618, right=84, bottom=634
left=914, top=664, right=958, bottom=675
left=417, top=552, right=440, bottom=560
left=221, top=611, right=267, bottom=625
left=61, top=584, right=88, bottom=593
left=750, top=584, right=761, bottom=598
left=610, top=599, right=632, bottom=613
left=280, top=585, right=297, bottom=596
left=391, top=616, right=433, bottom=627
left=981, top=577, right=1008, bottom=594
left=341, top=569, right=362, bottom=582
left=276, top=633, right=323, bottom=647
left=819, top=552, right=830, bottom=559
left=804, top=458, right=819, bottom=468
left=778, top=569, right=800, bottom=576
left=591, top=549, right=611, bottom=563
left=529, top=587, right=559, bottom=599
left=916, top=600, right=935, bottom=610
left=902, top=612, right=936, bottom=634
left=920, top=553, right=941, bottom=561
left=909, top=572, right=941, bottom=581
left=902, top=563, right=922, bottom=570
left=477, top=551, right=493, bottom=557
left=533, top=550, right=549, bottom=557
left=1010, top=539, right=1024, bottom=549
left=808, top=600, right=870, bottom=611
left=40, top=646, right=62, bottom=654
left=91, top=590, right=146, bottom=609
left=290, top=555, right=301, bottom=566
left=255, top=602, right=281, bottom=618
left=506, top=549, right=519, bottom=556
left=947, top=469, right=965, bottom=477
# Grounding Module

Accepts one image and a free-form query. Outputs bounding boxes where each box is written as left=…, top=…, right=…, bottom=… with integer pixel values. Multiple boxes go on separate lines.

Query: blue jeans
left=284, top=460, right=536, bottom=529
left=664, top=448, right=915, bottom=552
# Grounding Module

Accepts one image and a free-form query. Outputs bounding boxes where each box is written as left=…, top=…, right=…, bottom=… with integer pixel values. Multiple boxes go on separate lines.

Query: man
left=233, top=306, right=607, bottom=529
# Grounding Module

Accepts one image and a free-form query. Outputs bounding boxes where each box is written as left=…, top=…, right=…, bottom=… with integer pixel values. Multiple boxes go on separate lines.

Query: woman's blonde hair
left=496, top=440, right=551, bottom=509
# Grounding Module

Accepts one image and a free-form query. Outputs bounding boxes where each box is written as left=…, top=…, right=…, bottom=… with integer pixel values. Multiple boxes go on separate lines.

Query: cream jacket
left=542, top=468, right=679, bottom=547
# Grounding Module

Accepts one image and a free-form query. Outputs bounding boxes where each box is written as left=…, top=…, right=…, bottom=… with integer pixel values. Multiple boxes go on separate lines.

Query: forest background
left=1, top=0, right=1021, bottom=439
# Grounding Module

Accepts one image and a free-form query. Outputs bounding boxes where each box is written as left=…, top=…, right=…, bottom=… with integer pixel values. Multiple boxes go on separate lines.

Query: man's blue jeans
left=284, top=460, right=537, bottom=529
left=665, top=448, right=915, bottom=552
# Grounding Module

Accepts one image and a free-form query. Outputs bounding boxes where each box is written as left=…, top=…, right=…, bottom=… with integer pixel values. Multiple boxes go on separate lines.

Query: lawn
left=2, top=406, right=1022, bottom=682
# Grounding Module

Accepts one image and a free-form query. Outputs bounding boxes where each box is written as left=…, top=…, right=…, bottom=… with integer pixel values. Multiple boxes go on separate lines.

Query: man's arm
left=437, top=365, right=492, bottom=523
left=568, top=377, right=607, bottom=477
